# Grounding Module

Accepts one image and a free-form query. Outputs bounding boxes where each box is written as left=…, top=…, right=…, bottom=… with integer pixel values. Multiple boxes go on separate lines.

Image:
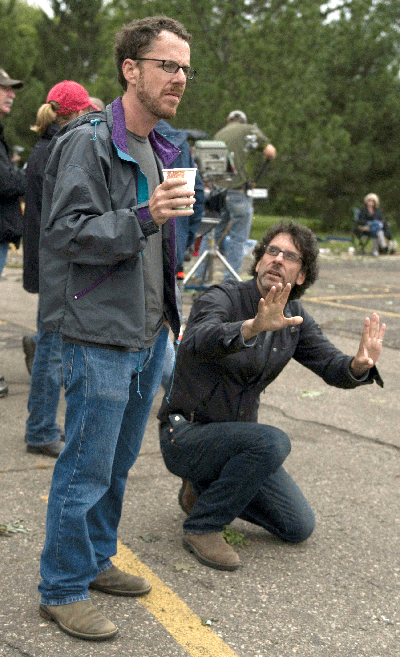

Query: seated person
left=356, top=193, right=389, bottom=255
left=158, top=220, right=385, bottom=571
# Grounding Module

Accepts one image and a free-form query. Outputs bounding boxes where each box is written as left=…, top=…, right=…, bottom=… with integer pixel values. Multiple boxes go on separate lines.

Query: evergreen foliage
left=1, top=0, right=400, bottom=229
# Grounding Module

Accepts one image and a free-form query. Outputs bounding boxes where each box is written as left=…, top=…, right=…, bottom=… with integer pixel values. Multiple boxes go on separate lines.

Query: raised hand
left=241, top=283, right=303, bottom=341
left=350, top=313, right=386, bottom=377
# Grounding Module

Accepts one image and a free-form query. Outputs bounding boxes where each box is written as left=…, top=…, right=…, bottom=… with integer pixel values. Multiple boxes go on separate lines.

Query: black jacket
left=158, top=277, right=382, bottom=424
left=0, top=123, right=25, bottom=246
left=23, top=123, right=59, bottom=293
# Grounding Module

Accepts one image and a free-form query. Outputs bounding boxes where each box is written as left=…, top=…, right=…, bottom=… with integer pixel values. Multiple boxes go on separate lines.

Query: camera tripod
left=183, top=215, right=242, bottom=289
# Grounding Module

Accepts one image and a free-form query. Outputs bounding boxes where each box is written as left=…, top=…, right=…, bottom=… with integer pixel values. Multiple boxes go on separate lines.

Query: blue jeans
left=196, top=190, right=253, bottom=280
left=161, top=335, right=176, bottom=392
left=39, top=326, right=168, bottom=605
left=175, top=213, right=203, bottom=272
left=160, top=420, right=315, bottom=541
left=25, top=311, right=63, bottom=446
left=0, top=243, right=8, bottom=278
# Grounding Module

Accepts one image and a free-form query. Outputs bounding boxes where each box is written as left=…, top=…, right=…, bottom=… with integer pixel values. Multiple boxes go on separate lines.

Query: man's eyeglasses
left=135, top=58, right=196, bottom=80
left=264, top=245, right=303, bottom=263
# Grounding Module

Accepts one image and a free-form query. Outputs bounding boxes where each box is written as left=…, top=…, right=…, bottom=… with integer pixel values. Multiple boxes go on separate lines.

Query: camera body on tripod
left=192, top=140, right=230, bottom=179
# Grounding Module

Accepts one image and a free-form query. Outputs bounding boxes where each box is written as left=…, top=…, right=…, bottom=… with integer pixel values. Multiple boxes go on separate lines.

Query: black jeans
left=160, top=420, right=315, bottom=541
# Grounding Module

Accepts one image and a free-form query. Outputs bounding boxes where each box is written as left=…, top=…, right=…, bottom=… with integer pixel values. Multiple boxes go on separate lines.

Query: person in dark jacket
left=23, top=83, right=101, bottom=457
left=158, top=220, right=386, bottom=572
left=156, top=119, right=205, bottom=275
left=38, top=16, right=195, bottom=641
left=0, top=67, right=25, bottom=398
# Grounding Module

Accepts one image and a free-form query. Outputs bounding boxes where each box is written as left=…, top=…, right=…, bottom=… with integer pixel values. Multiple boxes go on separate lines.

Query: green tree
left=0, top=0, right=44, bottom=156
left=3, top=0, right=400, bottom=229
left=33, top=0, right=106, bottom=90
left=321, top=0, right=400, bottom=227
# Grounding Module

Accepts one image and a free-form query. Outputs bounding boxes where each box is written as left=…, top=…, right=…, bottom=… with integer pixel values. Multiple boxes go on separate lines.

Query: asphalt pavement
left=0, top=247, right=399, bottom=657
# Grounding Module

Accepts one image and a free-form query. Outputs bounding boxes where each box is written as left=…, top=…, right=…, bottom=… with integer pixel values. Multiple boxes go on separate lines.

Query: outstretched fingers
left=362, top=313, right=386, bottom=346
left=264, top=282, right=291, bottom=305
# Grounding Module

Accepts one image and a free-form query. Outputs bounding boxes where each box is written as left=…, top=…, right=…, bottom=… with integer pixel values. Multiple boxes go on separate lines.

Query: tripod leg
left=183, top=250, right=211, bottom=284
left=214, top=251, right=242, bottom=281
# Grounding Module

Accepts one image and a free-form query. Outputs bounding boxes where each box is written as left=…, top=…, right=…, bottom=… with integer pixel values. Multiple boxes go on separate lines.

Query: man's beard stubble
left=136, top=75, right=181, bottom=120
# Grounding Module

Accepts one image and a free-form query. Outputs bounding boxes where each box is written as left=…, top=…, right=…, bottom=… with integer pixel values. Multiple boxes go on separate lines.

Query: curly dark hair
left=114, top=15, right=192, bottom=91
left=249, top=219, right=319, bottom=300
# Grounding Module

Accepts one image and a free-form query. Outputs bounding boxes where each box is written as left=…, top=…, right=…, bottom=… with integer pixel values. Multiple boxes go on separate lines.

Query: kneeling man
left=158, top=220, right=385, bottom=571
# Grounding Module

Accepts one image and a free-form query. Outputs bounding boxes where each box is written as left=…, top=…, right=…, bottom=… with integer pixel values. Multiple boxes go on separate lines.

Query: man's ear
left=296, top=269, right=306, bottom=286
left=122, top=59, right=139, bottom=87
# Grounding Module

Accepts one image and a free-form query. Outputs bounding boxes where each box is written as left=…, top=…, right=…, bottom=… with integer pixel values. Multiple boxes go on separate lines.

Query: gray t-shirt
left=126, top=130, right=164, bottom=348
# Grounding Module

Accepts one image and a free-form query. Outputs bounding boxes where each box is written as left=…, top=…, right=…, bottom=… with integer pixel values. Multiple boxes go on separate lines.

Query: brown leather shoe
left=178, top=479, right=198, bottom=515
left=39, top=600, right=118, bottom=641
left=183, top=532, right=240, bottom=571
left=26, top=440, right=64, bottom=458
left=89, top=564, right=151, bottom=597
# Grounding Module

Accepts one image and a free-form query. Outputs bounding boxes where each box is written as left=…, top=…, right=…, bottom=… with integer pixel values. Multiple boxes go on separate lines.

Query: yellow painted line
left=113, top=541, right=239, bottom=657
left=305, top=298, right=400, bottom=318
left=307, top=293, right=400, bottom=301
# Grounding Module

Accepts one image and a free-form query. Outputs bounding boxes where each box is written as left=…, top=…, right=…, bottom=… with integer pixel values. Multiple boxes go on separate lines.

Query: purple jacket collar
left=111, top=97, right=180, bottom=166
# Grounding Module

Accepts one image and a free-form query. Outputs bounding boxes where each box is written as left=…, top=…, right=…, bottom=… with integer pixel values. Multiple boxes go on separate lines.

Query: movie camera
left=192, top=137, right=268, bottom=199
left=181, top=136, right=269, bottom=288
left=182, top=140, right=241, bottom=288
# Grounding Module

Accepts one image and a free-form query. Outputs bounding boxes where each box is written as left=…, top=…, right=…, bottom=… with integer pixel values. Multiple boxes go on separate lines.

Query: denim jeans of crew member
left=161, top=335, right=176, bottom=393
left=0, top=242, right=8, bottom=278
left=160, top=420, right=315, bottom=542
left=175, top=212, right=203, bottom=272
left=25, top=310, right=63, bottom=447
left=196, top=190, right=253, bottom=281
left=39, top=325, right=168, bottom=605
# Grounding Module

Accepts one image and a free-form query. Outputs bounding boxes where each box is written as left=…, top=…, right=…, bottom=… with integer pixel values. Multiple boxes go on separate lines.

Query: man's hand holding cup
left=149, top=168, right=196, bottom=227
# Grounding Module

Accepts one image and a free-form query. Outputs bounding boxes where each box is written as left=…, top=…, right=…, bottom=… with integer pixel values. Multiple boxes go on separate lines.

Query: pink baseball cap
left=46, top=80, right=101, bottom=115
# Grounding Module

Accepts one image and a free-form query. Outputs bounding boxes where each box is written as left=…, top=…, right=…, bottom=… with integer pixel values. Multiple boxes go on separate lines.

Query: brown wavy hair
left=249, top=219, right=319, bottom=300
left=114, top=15, right=192, bottom=91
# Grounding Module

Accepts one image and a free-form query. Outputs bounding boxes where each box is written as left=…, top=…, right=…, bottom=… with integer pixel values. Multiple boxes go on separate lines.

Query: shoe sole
left=89, top=582, right=152, bottom=597
left=183, top=537, right=240, bottom=571
left=39, top=605, right=118, bottom=641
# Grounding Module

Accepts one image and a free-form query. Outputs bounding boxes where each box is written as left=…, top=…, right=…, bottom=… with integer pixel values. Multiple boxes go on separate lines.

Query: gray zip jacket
left=39, top=97, right=181, bottom=348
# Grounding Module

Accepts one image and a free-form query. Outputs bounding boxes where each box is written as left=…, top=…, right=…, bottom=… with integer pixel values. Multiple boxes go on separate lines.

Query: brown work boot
left=89, top=564, right=151, bottom=597
left=39, top=600, right=118, bottom=641
left=178, top=479, right=197, bottom=515
left=183, top=532, right=240, bottom=571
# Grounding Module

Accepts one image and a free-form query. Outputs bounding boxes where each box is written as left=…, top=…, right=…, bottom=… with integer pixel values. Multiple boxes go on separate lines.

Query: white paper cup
left=162, top=168, right=196, bottom=209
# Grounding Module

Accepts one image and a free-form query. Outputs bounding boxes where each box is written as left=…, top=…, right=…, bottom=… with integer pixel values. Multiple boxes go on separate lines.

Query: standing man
left=158, top=220, right=385, bottom=571
left=38, top=16, right=195, bottom=640
left=198, top=109, right=277, bottom=281
left=0, top=67, right=25, bottom=398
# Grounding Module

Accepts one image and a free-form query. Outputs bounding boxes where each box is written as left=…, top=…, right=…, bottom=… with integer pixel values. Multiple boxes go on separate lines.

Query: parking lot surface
left=0, top=250, right=399, bottom=657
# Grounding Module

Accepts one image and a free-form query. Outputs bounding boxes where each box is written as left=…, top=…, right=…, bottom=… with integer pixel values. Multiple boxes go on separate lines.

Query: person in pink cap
left=46, top=80, right=100, bottom=117
left=22, top=82, right=101, bottom=458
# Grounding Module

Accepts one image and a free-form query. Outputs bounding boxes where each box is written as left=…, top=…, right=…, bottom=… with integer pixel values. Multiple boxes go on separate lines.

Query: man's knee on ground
left=283, top=508, right=316, bottom=543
